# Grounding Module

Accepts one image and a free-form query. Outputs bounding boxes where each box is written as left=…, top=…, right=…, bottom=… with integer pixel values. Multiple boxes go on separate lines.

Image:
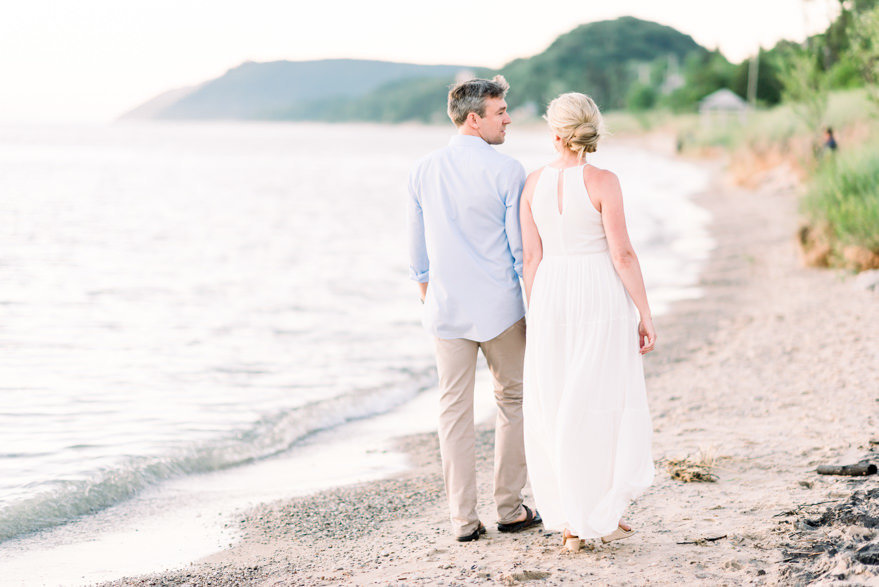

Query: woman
left=520, top=93, right=656, bottom=553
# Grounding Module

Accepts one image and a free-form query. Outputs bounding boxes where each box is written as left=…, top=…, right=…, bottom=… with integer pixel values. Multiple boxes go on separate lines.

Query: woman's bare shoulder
left=521, top=167, right=547, bottom=200
left=584, top=165, right=620, bottom=192
left=583, top=164, right=617, bottom=181
left=526, top=166, right=548, bottom=183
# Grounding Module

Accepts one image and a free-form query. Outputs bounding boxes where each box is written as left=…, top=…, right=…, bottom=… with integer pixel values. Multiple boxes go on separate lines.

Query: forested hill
left=502, top=16, right=704, bottom=112
left=121, top=59, right=473, bottom=120
left=123, top=17, right=709, bottom=122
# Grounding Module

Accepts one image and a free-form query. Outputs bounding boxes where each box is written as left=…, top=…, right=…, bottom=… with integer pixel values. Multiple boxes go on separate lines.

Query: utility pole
left=747, top=49, right=760, bottom=106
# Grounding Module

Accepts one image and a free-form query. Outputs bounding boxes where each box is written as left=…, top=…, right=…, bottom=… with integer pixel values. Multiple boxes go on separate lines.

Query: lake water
left=0, top=121, right=711, bottom=568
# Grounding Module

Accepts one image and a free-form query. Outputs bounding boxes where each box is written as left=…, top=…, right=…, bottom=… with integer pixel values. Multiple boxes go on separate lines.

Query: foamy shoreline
left=101, top=147, right=879, bottom=585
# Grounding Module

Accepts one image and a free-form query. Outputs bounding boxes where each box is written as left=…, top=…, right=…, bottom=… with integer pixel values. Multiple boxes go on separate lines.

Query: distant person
left=519, top=93, right=656, bottom=552
left=407, top=76, right=541, bottom=541
left=823, top=127, right=838, bottom=154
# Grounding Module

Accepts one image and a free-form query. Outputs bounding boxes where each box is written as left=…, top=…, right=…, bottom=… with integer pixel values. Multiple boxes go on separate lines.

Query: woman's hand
left=639, top=317, right=656, bottom=355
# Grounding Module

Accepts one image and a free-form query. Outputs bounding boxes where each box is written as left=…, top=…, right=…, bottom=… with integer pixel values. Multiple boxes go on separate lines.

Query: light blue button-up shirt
left=408, top=134, right=526, bottom=342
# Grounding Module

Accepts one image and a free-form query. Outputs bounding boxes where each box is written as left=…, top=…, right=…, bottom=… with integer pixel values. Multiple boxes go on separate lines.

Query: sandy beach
left=99, top=151, right=879, bottom=586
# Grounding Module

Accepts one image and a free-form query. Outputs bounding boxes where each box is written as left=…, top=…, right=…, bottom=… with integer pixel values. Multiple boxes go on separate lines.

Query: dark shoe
left=497, top=504, right=542, bottom=533
left=456, top=522, right=486, bottom=542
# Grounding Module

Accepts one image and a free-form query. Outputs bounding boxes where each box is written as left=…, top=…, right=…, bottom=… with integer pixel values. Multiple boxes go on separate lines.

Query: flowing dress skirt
left=523, top=252, right=655, bottom=538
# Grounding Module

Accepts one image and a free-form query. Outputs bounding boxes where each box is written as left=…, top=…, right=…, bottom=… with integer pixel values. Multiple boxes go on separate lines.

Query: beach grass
left=622, top=89, right=879, bottom=270
left=803, top=143, right=879, bottom=256
left=662, top=89, right=873, bottom=154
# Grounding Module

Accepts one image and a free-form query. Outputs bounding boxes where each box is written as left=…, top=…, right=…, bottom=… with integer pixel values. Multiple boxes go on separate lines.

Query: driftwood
left=816, top=461, right=877, bottom=476
left=676, top=535, right=727, bottom=545
left=782, top=551, right=822, bottom=563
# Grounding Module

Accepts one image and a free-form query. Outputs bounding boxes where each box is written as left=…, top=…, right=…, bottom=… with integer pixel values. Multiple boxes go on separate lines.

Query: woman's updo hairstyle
left=544, top=92, right=604, bottom=159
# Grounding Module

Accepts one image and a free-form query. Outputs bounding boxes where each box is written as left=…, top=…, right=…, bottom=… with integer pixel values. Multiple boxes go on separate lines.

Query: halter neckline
left=546, top=163, right=587, bottom=171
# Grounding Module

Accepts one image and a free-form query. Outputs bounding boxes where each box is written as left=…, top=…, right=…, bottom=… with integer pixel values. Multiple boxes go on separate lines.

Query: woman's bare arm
left=520, top=170, right=543, bottom=305
left=590, top=168, right=656, bottom=354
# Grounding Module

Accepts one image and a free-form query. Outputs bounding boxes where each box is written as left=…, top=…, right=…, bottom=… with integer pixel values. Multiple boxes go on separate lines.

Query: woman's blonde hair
left=544, top=92, right=604, bottom=159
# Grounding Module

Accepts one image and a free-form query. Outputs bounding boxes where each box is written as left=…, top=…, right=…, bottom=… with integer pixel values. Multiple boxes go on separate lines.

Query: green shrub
left=627, top=83, right=658, bottom=111
left=803, top=143, right=879, bottom=252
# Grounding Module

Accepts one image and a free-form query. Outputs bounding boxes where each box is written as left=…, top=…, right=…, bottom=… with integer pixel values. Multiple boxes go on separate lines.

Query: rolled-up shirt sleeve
left=408, top=167, right=430, bottom=283
left=504, top=162, right=527, bottom=280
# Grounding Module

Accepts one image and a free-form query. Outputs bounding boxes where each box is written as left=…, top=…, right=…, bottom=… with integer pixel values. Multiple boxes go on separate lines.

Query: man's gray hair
left=447, top=75, right=510, bottom=126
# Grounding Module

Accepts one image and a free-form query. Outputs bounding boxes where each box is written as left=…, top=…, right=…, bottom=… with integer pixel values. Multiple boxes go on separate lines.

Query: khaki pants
left=434, top=317, right=527, bottom=536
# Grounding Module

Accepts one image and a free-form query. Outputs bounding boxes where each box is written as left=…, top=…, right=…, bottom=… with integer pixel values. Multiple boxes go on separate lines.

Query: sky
left=0, top=0, right=840, bottom=123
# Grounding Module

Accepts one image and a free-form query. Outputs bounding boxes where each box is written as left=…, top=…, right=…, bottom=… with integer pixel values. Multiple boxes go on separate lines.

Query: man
left=407, top=75, right=540, bottom=542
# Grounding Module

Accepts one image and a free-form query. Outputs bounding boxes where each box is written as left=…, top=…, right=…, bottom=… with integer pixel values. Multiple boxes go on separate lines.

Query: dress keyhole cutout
left=556, top=168, right=565, bottom=215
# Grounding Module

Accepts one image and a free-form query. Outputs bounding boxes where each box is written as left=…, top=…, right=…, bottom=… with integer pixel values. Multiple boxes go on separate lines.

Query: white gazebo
left=699, top=89, right=749, bottom=126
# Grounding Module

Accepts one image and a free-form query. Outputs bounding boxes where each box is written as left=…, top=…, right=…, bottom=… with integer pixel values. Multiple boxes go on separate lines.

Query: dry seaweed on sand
left=663, top=447, right=720, bottom=483
left=778, top=487, right=879, bottom=584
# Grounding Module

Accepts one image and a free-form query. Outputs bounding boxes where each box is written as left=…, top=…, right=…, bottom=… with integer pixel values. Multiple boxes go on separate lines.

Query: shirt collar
left=449, top=134, right=492, bottom=149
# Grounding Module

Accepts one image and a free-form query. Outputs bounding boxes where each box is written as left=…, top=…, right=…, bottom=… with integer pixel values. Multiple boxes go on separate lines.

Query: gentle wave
left=0, top=367, right=435, bottom=543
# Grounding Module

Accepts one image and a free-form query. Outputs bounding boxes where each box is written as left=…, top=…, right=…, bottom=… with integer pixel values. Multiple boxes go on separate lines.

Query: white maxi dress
left=523, top=164, right=655, bottom=538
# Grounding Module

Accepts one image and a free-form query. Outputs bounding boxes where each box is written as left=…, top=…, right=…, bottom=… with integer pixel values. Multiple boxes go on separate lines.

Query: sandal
left=563, top=530, right=582, bottom=552
left=601, top=524, right=635, bottom=544
left=497, top=504, right=542, bottom=533
left=456, top=522, right=486, bottom=542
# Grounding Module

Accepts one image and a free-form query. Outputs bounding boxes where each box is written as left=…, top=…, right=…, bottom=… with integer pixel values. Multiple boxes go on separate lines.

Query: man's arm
left=408, top=168, right=429, bottom=299
left=504, top=161, right=527, bottom=280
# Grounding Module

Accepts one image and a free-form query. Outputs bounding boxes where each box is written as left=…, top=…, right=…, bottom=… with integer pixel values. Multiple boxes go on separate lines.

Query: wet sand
left=100, top=156, right=879, bottom=586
